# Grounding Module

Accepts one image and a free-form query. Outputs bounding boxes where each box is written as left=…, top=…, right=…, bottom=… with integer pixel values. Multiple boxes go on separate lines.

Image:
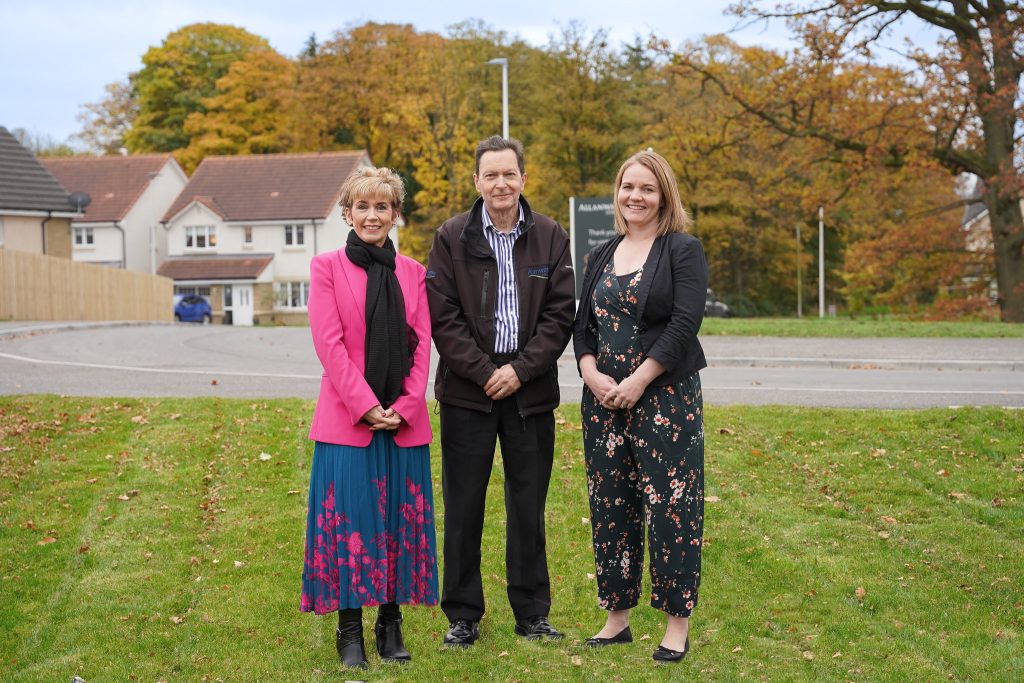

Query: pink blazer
left=307, top=248, right=432, bottom=447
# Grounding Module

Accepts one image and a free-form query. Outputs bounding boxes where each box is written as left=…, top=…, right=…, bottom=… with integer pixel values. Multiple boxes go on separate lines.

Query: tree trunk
left=987, top=192, right=1024, bottom=322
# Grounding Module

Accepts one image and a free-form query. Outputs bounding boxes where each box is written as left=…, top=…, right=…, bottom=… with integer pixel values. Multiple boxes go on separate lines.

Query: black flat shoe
left=514, top=615, right=565, bottom=640
left=444, top=619, right=480, bottom=648
left=375, top=607, right=411, bottom=663
left=585, top=625, right=633, bottom=648
left=652, top=636, right=689, bottom=663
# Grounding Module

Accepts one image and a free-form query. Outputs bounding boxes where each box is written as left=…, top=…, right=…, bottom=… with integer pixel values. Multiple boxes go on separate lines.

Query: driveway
left=1, top=322, right=1023, bottom=408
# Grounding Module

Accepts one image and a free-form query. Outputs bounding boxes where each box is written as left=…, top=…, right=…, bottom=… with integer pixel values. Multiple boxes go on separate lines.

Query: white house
left=43, top=155, right=187, bottom=274
left=158, top=151, right=373, bottom=325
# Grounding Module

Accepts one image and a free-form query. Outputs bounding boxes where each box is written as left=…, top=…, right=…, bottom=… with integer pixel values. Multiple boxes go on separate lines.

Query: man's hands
left=362, top=405, right=403, bottom=431
left=484, top=364, right=522, bottom=400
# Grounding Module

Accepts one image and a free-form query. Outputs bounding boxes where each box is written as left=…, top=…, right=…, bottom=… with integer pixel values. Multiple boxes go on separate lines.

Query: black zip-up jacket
left=574, top=232, right=708, bottom=385
left=426, top=196, right=576, bottom=416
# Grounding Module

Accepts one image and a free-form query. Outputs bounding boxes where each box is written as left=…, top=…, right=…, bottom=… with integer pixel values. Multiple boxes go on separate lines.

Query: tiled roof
left=163, top=151, right=369, bottom=223
left=157, top=254, right=273, bottom=281
left=42, top=155, right=175, bottom=223
left=0, top=126, right=75, bottom=213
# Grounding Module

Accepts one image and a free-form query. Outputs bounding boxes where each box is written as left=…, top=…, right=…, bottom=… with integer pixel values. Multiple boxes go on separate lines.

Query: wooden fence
left=0, top=248, right=172, bottom=321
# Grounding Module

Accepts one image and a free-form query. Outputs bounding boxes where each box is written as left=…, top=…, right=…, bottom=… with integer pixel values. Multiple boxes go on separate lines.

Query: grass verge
left=701, top=317, right=1024, bottom=337
left=1, top=396, right=1021, bottom=681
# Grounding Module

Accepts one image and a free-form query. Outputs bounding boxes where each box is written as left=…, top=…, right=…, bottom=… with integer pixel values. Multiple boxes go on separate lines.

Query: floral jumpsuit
left=581, top=261, right=704, bottom=617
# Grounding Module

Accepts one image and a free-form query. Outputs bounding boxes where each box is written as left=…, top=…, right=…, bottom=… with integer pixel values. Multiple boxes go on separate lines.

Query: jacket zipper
left=480, top=268, right=490, bottom=317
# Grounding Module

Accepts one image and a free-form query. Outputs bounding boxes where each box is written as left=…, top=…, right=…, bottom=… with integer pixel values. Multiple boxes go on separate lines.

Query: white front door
left=233, top=284, right=254, bottom=326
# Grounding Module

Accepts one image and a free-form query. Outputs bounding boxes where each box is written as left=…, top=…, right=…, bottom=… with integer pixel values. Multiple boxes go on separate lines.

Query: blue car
left=174, top=295, right=212, bottom=323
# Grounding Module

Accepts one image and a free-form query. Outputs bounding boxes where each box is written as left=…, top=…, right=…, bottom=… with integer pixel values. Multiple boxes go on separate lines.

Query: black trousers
left=439, top=398, right=556, bottom=622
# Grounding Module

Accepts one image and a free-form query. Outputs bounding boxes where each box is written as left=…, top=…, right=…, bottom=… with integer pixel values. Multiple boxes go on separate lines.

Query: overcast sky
left=0, top=1, right=936, bottom=146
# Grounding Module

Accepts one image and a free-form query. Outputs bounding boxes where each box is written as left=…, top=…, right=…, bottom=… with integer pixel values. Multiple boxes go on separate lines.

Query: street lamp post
left=818, top=205, right=825, bottom=319
left=486, top=57, right=509, bottom=139
left=796, top=223, right=802, bottom=318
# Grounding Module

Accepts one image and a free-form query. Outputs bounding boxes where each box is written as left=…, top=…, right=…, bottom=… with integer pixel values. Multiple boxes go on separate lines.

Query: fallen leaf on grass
left=170, top=615, right=185, bottom=625
left=131, top=415, right=149, bottom=425
left=86, top=478, right=98, bottom=484
left=948, top=491, right=967, bottom=500
left=802, top=651, right=814, bottom=660
left=38, top=536, right=57, bottom=545
left=78, top=544, right=90, bottom=554
left=23, top=519, right=35, bottom=530
left=571, top=655, right=582, bottom=666
left=581, top=517, right=589, bottom=525
left=880, top=515, right=897, bottom=524
left=258, top=452, right=272, bottom=462
left=586, top=573, right=595, bottom=581
left=878, top=531, right=891, bottom=539
left=498, top=651, right=509, bottom=657
left=705, top=495, right=720, bottom=503
left=169, top=413, right=182, bottom=420
left=233, top=561, right=246, bottom=569
left=992, top=498, right=1003, bottom=508
left=936, top=469, right=949, bottom=477
left=732, top=646, right=743, bottom=653
left=639, top=634, right=651, bottom=641
left=832, top=651, right=842, bottom=659
left=718, top=427, right=734, bottom=435
left=855, top=586, right=866, bottom=600
left=286, top=490, right=301, bottom=495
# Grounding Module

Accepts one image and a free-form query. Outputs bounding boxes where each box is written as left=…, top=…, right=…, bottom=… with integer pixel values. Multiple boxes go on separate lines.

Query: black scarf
left=345, top=231, right=416, bottom=408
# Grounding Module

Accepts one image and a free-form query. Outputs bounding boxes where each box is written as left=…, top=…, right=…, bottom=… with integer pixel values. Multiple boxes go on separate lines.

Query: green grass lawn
left=1, top=396, right=1021, bottom=682
left=701, top=317, right=1024, bottom=337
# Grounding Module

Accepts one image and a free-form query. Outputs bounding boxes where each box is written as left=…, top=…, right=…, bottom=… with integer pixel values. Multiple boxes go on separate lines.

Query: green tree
left=124, top=23, right=270, bottom=153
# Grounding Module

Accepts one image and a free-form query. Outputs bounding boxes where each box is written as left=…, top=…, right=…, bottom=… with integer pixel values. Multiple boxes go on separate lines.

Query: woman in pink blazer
left=300, top=167, right=437, bottom=670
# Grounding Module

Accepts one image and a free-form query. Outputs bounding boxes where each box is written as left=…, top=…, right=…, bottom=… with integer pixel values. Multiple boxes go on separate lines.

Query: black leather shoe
left=514, top=615, right=565, bottom=640
left=336, top=609, right=368, bottom=669
left=585, top=625, right=632, bottom=647
left=444, top=619, right=480, bottom=648
left=375, top=606, right=411, bottom=663
left=652, top=636, right=689, bottom=663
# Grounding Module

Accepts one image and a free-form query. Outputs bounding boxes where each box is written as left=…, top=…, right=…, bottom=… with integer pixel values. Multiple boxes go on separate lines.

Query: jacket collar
left=460, top=195, right=537, bottom=258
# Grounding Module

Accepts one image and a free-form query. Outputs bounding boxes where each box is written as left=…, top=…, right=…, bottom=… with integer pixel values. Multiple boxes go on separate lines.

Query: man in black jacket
left=426, top=136, right=575, bottom=647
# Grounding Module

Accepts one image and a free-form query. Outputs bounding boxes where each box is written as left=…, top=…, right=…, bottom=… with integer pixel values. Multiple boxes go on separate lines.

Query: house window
left=275, top=281, right=309, bottom=309
left=74, top=227, right=94, bottom=245
left=185, top=225, right=216, bottom=249
left=284, top=224, right=304, bottom=246
left=243, top=226, right=253, bottom=246
left=175, top=286, right=211, bottom=297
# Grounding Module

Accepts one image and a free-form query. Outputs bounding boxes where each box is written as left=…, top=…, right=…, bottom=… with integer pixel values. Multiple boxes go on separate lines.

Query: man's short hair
left=474, top=136, right=525, bottom=175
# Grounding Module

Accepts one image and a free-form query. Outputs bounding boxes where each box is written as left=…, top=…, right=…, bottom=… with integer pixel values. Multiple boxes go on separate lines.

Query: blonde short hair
left=339, top=167, right=406, bottom=217
left=612, top=150, right=692, bottom=236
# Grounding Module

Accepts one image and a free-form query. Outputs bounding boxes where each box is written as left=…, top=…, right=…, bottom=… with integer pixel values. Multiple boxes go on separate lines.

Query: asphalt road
left=1, top=322, right=1023, bottom=408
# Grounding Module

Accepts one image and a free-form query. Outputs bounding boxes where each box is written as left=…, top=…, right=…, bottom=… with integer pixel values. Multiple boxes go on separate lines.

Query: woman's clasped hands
left=362, top=405, right=403, bottom=431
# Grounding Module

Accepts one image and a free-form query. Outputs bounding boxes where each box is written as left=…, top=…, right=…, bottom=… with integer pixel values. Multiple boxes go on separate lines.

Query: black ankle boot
left=375, top=603, right=411, bottom=663
left=336, top=608, right=367, bottom=669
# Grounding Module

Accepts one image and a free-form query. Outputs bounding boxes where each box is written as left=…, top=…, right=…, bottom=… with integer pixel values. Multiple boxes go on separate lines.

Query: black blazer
left=574, top=231, right=708, bottom=386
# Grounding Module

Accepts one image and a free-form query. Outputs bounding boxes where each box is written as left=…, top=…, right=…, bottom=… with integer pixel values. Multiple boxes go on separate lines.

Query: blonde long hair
left=611, top=150, right=692, bottom=236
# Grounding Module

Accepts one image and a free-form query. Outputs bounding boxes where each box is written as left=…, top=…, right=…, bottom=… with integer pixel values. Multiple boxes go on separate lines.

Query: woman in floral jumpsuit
left=573, top=150, right=707, bottom=664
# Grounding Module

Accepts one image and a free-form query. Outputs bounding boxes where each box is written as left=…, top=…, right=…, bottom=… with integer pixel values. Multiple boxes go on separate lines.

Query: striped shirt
left=482, top=204, right=525, bottom=354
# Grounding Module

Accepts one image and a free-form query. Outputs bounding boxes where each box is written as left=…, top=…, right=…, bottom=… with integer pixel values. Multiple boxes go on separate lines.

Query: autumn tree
left=525, top=23, right=639, bottom=223
left=125, top=23, right=270, bottom=154
left=693, top=2, right=1024, bottom=321
left=178, top=49, right=308, bottom=172
left=75, top=81, right=137, bottom=154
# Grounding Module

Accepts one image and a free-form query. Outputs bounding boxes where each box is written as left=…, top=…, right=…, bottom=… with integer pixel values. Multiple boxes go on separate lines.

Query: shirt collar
left=482, top=203, right=525, bottom=236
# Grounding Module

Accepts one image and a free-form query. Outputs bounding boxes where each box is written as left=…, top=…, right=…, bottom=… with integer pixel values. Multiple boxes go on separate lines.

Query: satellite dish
left=69, top=192, right=91, bottom=212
